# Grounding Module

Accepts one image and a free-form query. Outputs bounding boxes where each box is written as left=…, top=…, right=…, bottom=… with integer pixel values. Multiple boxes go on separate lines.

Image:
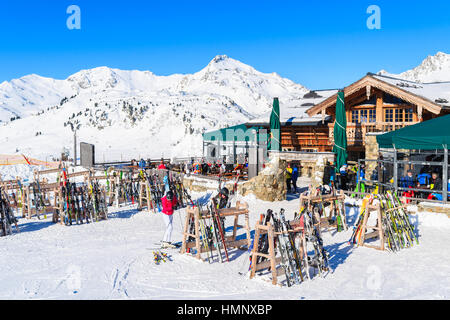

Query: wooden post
left=26, top=186, right=31, bottom=219
left=443, top=146, right=448, bottom=203
left=376, top=91, right=383, bottom=130
left=249, top=220, right=261, bottom=280
left=393, top=146, right=398, bottom=193
left=194, top=207, right=201, bottom=260
left=267, top=222, right=278, bottom=286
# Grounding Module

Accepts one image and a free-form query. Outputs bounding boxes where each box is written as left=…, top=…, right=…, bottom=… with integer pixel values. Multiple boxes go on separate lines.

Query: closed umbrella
left=268, top=98, right=281, bottom=152
left=332, top=91, right=348, bottom=172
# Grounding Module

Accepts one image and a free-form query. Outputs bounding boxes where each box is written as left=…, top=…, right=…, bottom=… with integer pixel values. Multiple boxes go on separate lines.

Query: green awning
left=203, top=124, right=261, bottom=142
left=377, top=114, right=450, bottom=150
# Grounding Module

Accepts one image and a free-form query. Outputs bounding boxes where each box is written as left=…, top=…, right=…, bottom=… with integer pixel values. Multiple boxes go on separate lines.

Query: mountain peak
left=210, top=54, right=230, bottom=64
left=379, top=51, right=450, bottom=83
left=201, top=55, right=257, bottom=76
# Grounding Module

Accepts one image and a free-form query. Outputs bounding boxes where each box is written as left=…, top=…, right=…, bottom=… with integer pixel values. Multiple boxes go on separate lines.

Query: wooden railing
left=328, top=122, right=419, bottom=145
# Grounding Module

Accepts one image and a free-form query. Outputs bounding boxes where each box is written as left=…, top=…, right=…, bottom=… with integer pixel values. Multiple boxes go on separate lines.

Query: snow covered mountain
left=0, top=55, right=309, bottom=160
left=378, top=51, right=450, bottom=83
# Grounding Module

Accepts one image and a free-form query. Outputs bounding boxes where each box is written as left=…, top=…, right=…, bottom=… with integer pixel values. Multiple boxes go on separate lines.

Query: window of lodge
left=385, top=107, right=414, bottom=123
left=351, top=109, right=376, bottom=123
left=385, top=109, right=393, bottom=122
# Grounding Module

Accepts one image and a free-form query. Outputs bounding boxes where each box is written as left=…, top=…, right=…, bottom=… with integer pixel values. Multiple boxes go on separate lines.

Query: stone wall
left=238, top=156, right=287, bottom=202
left=269, top=151, right=334, bottom=179
left=417, top=202, right=450, bottom=218
left=365, top=133, right=381, bottom=175
left=183, top=175, right=236, bottom=193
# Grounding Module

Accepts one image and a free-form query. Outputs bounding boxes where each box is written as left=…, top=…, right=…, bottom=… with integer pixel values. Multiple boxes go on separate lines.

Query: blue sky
left=1, top=0, right=450, bottom=88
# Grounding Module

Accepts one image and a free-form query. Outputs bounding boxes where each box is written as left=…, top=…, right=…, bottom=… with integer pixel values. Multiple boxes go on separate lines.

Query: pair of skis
left=205, top=198, right=229, bottom=263
left=0, top=187, right=19, bottom=236
left=272, top=209, right=304, bottom=286
left=299, top=205, right=330, bottom=279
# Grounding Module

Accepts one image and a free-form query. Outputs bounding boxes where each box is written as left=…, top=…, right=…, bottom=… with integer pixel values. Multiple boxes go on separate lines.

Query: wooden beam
left=307, top=75, right=442, bottom=117
left=418, top=105, right=423, bottom=122
left=376, top=91, right=383, bottom=130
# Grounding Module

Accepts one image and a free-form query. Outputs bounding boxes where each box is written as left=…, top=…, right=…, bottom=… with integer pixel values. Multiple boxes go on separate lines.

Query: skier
left=401, top=169, right=416, bottom=202
left=201, top=159, right=209, bottom=176
left=185, top=160, right=191, bottom=175
left=285, top=163, right=293, bottom=193
left=417, top=169, right=432, bottom=199
left=291, top=164, right=299, bottom=193
left=158, top=159, right=166, bottom=170
left=427, top=171, right=443, bottom=200
left=160, top=190, right=178, bottom=248
left=214, top=187, right=230, bottom=209
left=219, top=162, right=226, bottom=177
left=163, top=172, right=171, bottom=193
left=338, top=164, right=349, bottom=190
left=139, top=158, right=146, bottom=169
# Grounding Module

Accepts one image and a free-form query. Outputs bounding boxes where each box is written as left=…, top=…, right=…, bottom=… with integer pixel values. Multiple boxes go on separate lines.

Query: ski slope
left=1, top=191, right=449, bottom=300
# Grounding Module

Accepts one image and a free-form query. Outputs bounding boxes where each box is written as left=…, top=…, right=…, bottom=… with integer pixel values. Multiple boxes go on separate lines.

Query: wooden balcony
left=328, top=122, right=419, bottom=145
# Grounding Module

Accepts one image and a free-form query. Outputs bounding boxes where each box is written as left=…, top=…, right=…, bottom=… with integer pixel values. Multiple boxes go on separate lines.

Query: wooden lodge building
left=305, top=73, right=450, bottom=159
left=204, top=73, right=450, bottom=162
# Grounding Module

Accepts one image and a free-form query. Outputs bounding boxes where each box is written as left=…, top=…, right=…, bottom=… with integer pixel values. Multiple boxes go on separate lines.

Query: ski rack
left=0, top=177, right=22, bottom=216
left=19, top=171, right=57, bottom=220
left=138, top=180, right=154, bottom=211
left=299, top=190, right=346, bottom=232
left=105, top=167, right=144, bottom=208
left=180, top=201, right=251, bottom=261
left=51, top=167, right=109, bottom=225
left=249, top=219, right=304, bottom=286
left=0, top=179, right=21, bottom=234
left=356, top=202, right=385, bottom=251
left=356, top=201, right=412, bottom=251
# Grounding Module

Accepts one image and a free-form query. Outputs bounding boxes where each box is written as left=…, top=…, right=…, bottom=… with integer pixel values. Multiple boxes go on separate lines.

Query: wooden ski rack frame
left=180, top=201, right=251, bottom=261
left=299, top=190, right=346, bottom=232
left=357, top=202, right=410, bottom=251
left=138, top=180, right=154, bottom=211
left=357, top=203, right=385, bottom=251
left=249, top=219, right=304, bottom=286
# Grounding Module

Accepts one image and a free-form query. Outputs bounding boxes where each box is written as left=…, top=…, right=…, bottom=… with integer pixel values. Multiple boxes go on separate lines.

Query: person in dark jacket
left=291, top=164, right=299, bottom=193
left=201, top=160, right=209, bottom=176
left=401, top=170, right=416, bottom=202
left=427, top=172, right=443, bottom=200
left=214, top=188, right=230, bottom=209
left=401, top=170, right=416, bottom=188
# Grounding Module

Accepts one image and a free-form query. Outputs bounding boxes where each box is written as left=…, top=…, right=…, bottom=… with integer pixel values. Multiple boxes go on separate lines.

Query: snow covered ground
left=1, top=189, right=450, bottom=300
left=0, top=164, right=46, bottom=182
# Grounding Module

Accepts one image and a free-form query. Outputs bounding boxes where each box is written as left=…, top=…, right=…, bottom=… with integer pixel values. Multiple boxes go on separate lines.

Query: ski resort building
left=203, top=73, right=450, bottom=162
left=306, top=73, right=450, bottom=160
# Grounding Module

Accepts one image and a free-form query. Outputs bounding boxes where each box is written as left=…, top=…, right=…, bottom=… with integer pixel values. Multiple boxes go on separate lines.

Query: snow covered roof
left=307, top=73, right=449, bottom=117
left=246, top=89, right=338, bottom=126
left=371, top=73, right=450, bottom=108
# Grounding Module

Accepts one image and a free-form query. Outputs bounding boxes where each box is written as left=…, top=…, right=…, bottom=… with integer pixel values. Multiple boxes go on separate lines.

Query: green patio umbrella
left=332, top=91, right=348, bottom=172
left=268, top=98, right=282, bottom=151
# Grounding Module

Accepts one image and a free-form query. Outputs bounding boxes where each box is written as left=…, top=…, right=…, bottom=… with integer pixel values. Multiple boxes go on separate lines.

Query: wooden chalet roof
left=306, top=73, right=448, bottom=117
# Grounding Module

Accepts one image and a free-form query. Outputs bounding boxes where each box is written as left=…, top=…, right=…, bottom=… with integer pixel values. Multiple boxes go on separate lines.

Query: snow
left=379, top=52, right=450, bottom=83
left=247, top=89, right=338, bottom=126
left=1, top=187, right=450, bottom=299
left=0, top=55, right=309, bottom=161
left=2, top=51, right=450, bottom=299
left=0, top=164, right=45, bottom=182
left=373, top=74, right=450, bottom=108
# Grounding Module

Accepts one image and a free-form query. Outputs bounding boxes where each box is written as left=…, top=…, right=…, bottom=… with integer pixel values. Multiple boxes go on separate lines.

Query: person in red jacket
left=158, top=158, right=167, bottom=170
left=161, top=190, right=177, bottom=248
